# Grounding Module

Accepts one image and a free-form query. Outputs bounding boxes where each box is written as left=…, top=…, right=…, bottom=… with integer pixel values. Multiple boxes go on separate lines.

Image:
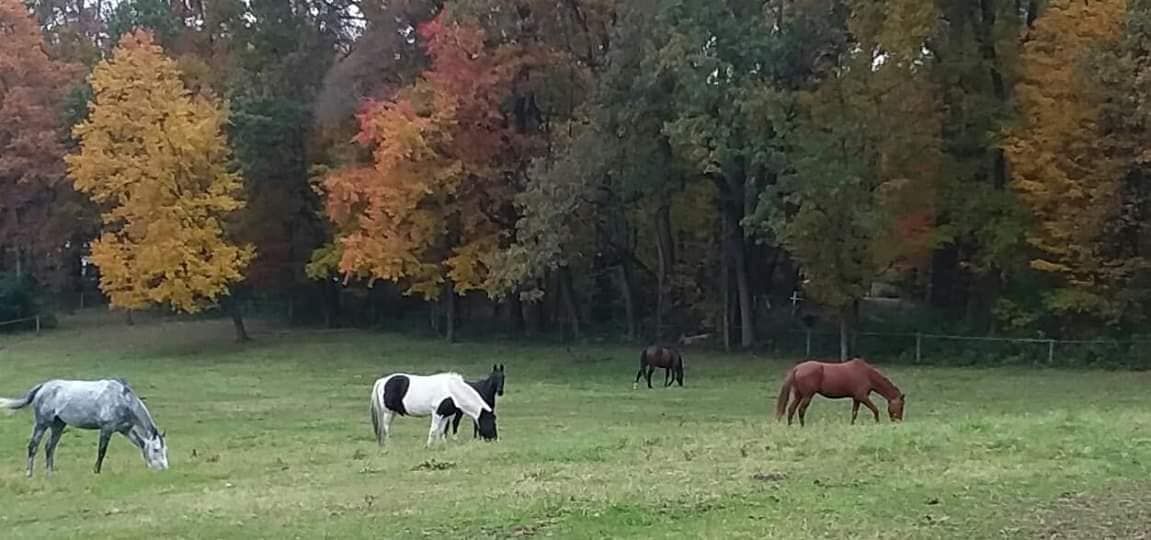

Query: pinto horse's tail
left=0, top=383, right=43, bottom=413
left=775, top=369, right=795, bottom=420
left=369, top=382, right=385, bottom=445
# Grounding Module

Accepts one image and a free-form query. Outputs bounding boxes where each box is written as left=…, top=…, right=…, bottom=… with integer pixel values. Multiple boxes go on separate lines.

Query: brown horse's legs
left=664, top=367, right=673, bottom=387
left=645, top=366, right=655, bottom=388
left=634, top=366, right=646, bottom=387
left=851, top=400, right=861, bottom=425
left=797, top=395, right=815, bottom=427
left=860, top=397, right=880, bottom=423
left=786, top=392, right=802, bottom=426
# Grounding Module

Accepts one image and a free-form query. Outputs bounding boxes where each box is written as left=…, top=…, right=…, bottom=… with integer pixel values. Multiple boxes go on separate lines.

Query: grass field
left=1, top=314, right=1150, bottom=539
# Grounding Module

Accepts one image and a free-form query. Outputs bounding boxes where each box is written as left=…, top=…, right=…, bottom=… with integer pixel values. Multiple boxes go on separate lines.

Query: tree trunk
left=559, top=266, right=581, bottom=341
left=443, top=282, right=456, bottom=343
left=509, top=292, right=525, bottom=335
left=231, top=299, right=251, bottom=343
left=654, top=204, right=674, bottom=342
left=618, top=263, right=636, bottom=341
left=839, top=310, right=849, bottom=362
left=725, top=211, right=755, bottom=349
left=720, top=225, right=732, bottom=352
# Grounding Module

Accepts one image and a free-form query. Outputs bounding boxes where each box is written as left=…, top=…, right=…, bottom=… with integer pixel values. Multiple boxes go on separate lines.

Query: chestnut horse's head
left=888, top=393, right=906, bottom=422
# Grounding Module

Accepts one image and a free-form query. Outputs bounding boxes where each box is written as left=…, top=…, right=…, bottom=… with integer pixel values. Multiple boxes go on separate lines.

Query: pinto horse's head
left=491, top=364, right=506, bottom=397
left=477, top=410, right=498, bottom=441
left=888, top=393, right=906, bottom=422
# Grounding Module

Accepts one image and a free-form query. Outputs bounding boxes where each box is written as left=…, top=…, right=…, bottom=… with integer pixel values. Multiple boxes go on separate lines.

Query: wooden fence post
left=915, top=333, right=922, bottom=364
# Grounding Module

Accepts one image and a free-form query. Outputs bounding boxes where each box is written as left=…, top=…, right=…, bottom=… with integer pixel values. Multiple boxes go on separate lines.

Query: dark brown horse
left=633, top=346, right=684, bottom=389
left=775, top=358, right=905, bottom=426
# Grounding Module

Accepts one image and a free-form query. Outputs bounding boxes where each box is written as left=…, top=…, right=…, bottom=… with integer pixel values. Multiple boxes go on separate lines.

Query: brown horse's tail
left=775, top=369, right=795, bottom=420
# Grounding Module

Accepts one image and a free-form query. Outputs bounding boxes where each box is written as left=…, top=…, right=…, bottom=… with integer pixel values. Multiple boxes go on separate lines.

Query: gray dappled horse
left=0, top=379, right=169, bottom=476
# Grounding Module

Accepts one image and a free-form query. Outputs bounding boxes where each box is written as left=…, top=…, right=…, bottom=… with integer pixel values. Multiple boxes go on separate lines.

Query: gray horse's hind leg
left=44, top=420, right=66, bottom=476
left=94, top=429, right=114, bottom=474
left=26, top=422, right=49, bottom=477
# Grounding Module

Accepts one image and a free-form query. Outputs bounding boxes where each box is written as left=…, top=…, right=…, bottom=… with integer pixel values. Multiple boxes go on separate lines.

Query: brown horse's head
left=888, top=393, right=906, bottom=422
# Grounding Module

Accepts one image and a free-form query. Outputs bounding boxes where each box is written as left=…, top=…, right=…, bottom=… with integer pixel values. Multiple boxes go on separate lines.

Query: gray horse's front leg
left=44, top=421, right=66, bottom=476
left=94, top=429, right=113, bottom=474
left=26, top=423, right=48, bottom=477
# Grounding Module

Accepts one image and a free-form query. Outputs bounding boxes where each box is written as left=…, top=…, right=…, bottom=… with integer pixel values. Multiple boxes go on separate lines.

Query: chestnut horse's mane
left=858, top=360, right=902, bottom=400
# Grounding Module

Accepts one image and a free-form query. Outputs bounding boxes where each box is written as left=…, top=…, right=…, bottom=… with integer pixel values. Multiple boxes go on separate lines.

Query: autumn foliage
left=318, top=17, right=536, bottom=299
left=67, top=31, right=253, bottom=313
left=0, top=0, right=82, bottom=277
left=1004, top=0, right=1131, bottom=321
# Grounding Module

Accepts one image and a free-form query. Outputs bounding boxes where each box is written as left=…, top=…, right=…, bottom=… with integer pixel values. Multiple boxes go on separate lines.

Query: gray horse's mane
left=116, top=380, right=160, bottom=437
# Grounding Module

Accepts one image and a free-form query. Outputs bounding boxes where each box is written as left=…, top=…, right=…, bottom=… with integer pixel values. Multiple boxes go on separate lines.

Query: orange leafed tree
left=67, top=31, right=254, bottom=334
left=0, top=0, right=82, bottom=280
left=1003, top=0, right=1130, bottom=322
left=317, top=16, right=536, bottom=339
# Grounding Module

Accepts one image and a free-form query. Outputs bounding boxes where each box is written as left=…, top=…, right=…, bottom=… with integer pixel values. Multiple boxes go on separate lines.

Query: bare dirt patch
left=1023, top=485, right=1151, bottom=539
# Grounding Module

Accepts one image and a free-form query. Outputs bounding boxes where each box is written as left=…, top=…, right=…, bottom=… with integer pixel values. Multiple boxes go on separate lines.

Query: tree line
left=2, top=0, right=1148, bottom=350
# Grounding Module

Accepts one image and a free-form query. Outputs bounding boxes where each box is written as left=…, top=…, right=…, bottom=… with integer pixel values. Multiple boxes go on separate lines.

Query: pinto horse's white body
left=370, top=372, right=493, bottom=447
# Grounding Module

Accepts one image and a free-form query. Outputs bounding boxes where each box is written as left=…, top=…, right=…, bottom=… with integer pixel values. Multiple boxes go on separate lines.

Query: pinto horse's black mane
left=445, top=365, right=504, bottom=438
left=469, top=374, right=501, bottom=407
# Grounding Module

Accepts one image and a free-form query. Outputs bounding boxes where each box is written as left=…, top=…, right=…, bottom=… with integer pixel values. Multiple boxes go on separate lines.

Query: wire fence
left=0, top=315, right=41, bottom=334
left=768, top=329, right=1151, bottom=369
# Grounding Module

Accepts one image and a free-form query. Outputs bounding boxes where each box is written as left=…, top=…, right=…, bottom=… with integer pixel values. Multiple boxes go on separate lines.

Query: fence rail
left=774, top=329, right=1151, bottom=368
left=0, top=315, right=40, bottom=334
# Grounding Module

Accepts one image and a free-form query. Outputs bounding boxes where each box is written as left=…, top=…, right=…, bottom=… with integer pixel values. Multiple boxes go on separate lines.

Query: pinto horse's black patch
left=436, top=397, right=458, bottom=417
left=382, top=375, right=410, bottom=416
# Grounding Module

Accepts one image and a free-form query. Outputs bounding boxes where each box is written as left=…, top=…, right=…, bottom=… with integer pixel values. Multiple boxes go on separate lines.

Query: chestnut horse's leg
left=860, top=397, right=880, bottom=423
left=786, top=392, right=803, bottom=426
left=851, top=400, right=861, bottom=425
left=797, top=395, right=815, bottom=427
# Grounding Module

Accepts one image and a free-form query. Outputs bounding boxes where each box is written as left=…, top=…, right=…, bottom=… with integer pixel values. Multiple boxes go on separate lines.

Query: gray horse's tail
left=0, top=383, right=43, bottom=411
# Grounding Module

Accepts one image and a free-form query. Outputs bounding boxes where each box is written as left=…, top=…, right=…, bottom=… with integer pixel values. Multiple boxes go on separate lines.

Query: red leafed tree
left=315, top=16, right=543, bottom=340
left=0, top=0, right=82, bottom=282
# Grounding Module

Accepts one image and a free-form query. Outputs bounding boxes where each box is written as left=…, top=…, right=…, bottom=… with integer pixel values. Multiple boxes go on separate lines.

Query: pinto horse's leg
left=451, top=412, right=464, bottom=439
left=860, top=397, right=880, bottom=423
left=427, top=415, right=449, bottom=447
left=379, top=411, right=393, bottom=445
left=26, top=422, right=49, bottom=478
left=851, top=400, right=861, bottom=425
left=94, top=428, right=113, bottom=474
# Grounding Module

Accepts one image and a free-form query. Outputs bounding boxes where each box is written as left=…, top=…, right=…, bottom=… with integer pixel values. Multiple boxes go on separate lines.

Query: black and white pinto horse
left=443, top=364, right=505, bottom=439
left=370, top=372, right=496, bottom=447
left=0, top=379, right=169, bottom=476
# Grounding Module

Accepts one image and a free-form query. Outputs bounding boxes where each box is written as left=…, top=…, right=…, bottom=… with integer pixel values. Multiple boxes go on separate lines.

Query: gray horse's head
left=141, top=430, right=168, bottom=470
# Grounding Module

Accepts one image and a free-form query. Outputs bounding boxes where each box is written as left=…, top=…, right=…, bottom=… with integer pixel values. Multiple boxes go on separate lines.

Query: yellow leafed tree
left=67, top=31, right=254, bottom=330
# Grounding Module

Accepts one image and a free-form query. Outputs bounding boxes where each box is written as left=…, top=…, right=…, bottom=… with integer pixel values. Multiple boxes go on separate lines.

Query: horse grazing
left=444, top=364, right=505, bottom=439
left=775, top=358, right=906, bottom=427
left=633, top=345, right=685, bottom=389
left=0, top=379, right=169, bottom=476
left=370, top=372, right=496, bottom=447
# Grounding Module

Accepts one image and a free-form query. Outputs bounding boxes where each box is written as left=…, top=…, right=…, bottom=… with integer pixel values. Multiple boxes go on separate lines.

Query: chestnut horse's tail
left=775, top=368, right=795, bottom=420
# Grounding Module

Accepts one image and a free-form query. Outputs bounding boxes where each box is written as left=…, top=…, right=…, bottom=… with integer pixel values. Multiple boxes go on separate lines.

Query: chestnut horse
left=633, top=346, right=684, bottom=389
left=775, top=358, right=905, bottom=426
